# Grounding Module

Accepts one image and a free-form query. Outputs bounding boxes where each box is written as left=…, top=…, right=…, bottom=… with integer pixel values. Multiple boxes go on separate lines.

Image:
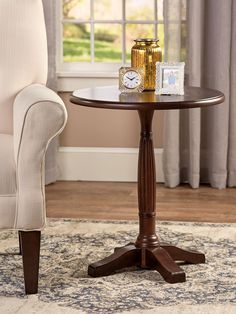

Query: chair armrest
left=13, top=84, right=67, bottom=230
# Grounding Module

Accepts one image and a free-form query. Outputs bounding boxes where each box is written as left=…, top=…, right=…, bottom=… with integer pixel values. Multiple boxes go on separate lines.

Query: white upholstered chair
left=0, top=1, right=67, bottom=294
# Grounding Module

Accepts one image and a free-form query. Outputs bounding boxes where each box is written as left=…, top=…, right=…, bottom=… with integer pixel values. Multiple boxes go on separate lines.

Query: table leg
left=88, top=110, right=205, bottom=283
left=88, top=244, right=140, bottom=277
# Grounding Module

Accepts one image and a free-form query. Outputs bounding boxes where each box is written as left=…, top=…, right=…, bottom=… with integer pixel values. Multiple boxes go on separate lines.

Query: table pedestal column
left=88, top=110, right=205, bottom=283
left=136, top=110, right=159, bottom=251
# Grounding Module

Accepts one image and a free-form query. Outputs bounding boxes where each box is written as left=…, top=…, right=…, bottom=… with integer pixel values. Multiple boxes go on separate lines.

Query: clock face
left=122, top=70, right=141, bottom=89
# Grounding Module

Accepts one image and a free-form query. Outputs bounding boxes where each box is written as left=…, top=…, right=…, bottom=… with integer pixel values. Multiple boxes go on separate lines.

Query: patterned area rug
left=0, top=219, right=235, bottom=314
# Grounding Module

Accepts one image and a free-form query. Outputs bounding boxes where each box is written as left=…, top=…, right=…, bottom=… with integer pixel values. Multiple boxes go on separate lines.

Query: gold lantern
left=131, top=38, right=162, bottom=91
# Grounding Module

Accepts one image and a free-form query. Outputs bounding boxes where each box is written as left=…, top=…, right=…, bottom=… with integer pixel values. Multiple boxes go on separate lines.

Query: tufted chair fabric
left=0, top=0, right=67, bottom=294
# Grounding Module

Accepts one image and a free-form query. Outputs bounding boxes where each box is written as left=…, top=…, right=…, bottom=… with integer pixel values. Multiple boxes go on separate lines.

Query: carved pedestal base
left=88, top=110, right=205, bottom=283
left=88, top=243, right=205, bottom=283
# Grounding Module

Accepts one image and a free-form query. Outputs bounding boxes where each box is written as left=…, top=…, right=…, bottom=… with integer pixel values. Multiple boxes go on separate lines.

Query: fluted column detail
left=135, top=110, right=159, bottom=249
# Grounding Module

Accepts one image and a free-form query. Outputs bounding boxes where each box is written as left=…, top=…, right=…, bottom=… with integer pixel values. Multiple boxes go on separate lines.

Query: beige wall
left=59, top=92, right=164, bottom=148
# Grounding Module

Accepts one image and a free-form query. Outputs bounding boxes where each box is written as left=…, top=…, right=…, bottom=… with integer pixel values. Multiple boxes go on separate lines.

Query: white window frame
left=57, top=0, right=164, bottom=78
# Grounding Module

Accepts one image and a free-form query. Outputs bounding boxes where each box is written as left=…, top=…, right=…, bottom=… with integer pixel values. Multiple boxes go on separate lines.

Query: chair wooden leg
left=19, top=231, right=41, bottom=294
left=18, top=231, right=22, bottom=255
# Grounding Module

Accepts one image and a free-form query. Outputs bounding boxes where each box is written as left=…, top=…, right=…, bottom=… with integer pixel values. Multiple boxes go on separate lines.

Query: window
left=59, top=0, right=186, bottom=75
left=60, top=0, right=164, bottom=73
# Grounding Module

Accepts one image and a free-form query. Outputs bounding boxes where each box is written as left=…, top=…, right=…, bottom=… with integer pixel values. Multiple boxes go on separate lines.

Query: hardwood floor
left=46, top=181, right=236, bottom=223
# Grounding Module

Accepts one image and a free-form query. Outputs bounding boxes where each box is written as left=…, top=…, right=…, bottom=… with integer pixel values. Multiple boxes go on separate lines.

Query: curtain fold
left=163, top=0, right=185, bottom=187
left=228, top=0, right=236, bottom=186
left=42, top=0, right=57, bottom=91
left=42, top=0, right=59, bottom=185
left=163, top=0, right=236, bottom=189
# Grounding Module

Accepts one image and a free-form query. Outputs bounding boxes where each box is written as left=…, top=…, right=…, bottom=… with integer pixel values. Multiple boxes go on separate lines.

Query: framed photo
left=155, top=62, right=185, bottom=95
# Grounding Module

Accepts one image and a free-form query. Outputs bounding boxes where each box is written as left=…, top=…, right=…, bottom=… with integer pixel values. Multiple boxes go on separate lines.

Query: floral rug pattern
left=0, top=219, right=235, bottom=313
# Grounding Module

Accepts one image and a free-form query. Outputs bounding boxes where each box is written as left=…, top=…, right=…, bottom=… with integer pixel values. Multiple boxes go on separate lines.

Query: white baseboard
left=58, top=147, right=164, bottom=182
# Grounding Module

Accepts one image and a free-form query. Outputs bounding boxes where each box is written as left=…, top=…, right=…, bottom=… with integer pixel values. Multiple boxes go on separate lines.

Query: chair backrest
left=0, top=0, right=48, bottom=134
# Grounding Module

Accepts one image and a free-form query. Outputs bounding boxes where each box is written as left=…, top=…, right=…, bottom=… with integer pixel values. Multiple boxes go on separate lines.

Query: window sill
left=57, top=71, right=119, bottom=78
left=57, top=72, right=119, bottom=92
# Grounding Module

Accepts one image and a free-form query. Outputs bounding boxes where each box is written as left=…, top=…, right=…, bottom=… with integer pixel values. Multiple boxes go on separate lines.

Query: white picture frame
left=155, top=62, right=185, bottom=95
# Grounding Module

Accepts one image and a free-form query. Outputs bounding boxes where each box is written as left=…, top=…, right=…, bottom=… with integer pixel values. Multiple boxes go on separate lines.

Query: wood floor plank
left=46, top=181, right=236, bottom=223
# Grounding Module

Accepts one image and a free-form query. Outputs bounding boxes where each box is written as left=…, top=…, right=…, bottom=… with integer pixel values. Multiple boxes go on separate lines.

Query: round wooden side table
left=70, top=85, right=224, bottom=283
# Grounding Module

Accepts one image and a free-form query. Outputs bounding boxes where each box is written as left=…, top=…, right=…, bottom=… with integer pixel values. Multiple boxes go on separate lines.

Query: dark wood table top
left=71, top=85, right=224, bottom=111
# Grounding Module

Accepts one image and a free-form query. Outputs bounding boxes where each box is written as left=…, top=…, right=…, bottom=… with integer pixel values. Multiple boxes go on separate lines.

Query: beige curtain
left=42, top=0, right=59, bottom=184
left=163, top=0, right=236, bottom=189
